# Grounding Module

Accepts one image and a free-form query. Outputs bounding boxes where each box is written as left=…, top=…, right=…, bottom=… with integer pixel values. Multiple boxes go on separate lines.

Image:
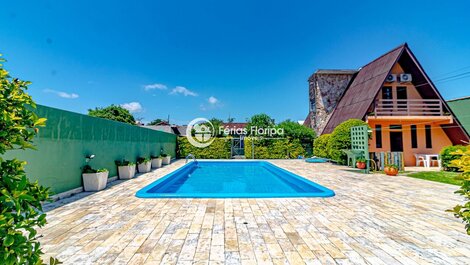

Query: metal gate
left=231, top=136, right=245, bottom=158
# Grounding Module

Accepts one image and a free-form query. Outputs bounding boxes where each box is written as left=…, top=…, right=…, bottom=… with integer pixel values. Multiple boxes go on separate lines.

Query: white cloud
left=200, top=96, right=222, bottom=111
left=208, top=96, right=219, bottom=105
left=144, top=83, right=167, bottom=91
left=120, top=102, right=143, bottom=113
left=43, top=89, right=79, bottom=99
left=170, top=86, right=198, bottom=96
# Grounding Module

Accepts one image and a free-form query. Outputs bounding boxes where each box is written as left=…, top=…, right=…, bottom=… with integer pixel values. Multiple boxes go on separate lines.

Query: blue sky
left=1, top=0, right=469, bottom=124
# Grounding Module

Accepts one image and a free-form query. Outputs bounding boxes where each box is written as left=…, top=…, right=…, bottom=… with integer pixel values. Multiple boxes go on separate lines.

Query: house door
left=390, top=131, right=403, bottom=152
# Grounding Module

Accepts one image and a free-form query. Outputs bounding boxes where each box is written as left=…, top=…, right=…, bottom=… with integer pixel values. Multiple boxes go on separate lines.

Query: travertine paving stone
left=39, top=160, right=470, bottom=264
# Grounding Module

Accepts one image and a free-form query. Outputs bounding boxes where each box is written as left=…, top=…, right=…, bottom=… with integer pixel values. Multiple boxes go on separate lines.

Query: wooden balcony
left=369, top=99, right=452, bottom=123
left=373, top=99, right=447, bottom=116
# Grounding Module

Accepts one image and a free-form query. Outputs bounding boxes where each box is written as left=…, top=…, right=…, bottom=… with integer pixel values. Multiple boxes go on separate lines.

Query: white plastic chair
left=414, top=154, right=426, bottom=167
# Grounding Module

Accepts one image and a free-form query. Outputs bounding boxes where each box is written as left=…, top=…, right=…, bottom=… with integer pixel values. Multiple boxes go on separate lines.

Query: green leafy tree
left=277, top=120, right=316, bottom=142
left=447, top=146, right=470, bottom=234
left=327, top=119, right=368, bottom=164
left=88, top=105, right=136, bottom=125
left=246, top=114, right=275, bottom=136
left=0, top=55, right=59, bottom=264
left=208, top=118, right=224, bottom=137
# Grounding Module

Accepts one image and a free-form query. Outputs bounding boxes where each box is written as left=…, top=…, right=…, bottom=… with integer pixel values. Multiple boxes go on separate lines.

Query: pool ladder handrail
left=185, top=154, right=197, bottom=164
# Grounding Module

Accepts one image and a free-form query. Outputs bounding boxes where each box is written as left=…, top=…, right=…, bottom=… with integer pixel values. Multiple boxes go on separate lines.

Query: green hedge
left=245, top=138, right=306, bottom=159
left=440, top=145, right=467, bottom=171
left=313, top=134, right=331, bottom=158
left=177, top=137, right=231, bottom=159
left=327, top=119, right=368, bottom=164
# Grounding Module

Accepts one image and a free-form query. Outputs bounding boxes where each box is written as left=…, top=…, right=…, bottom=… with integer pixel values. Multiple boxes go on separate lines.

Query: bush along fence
left=244, top=137, right=307, bottom=159
left=177, top=137, right=231, bottom=159
left=4, top=104, right=177, bottom=194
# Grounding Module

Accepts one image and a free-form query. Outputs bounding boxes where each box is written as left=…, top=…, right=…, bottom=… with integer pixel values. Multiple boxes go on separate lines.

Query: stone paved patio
left=39, top=160, right=470, bottom=264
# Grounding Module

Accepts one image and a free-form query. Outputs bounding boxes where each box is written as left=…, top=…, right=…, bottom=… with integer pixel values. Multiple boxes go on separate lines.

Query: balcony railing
left=374, top=99, right=445, bottom=117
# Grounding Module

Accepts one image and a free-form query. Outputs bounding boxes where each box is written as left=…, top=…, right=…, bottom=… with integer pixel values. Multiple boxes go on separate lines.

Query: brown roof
left=322, top=44, right=406, bottom=134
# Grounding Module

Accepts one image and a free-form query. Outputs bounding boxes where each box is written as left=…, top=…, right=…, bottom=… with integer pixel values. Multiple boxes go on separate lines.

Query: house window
left=411, top=125, right=417, bottom=148
left=425, top=125, right=432, bottom=148
left=382, top=86, right=393, bottom=99
left=382, top=86, right=393, bottom=108
left=375, top=125, right=382, bottom=148
left=397, top=86, right=407, bottom=109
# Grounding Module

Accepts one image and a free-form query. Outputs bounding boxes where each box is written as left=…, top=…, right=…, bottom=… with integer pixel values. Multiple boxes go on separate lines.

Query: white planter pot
left=138, top=161, right=151, bottom=173
left=162, top=156, right=171, bottom=165
left=82, top=171, right=108, bottom=191
left=151, top=158, right=162, bottom=168
left=118, top=165, right=136, bottom=179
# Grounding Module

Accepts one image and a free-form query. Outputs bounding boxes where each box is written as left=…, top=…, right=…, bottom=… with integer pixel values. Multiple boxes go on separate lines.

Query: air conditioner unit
left=400, top=73, right=412, bottom=82
left=385, top=74, right=397, bottom=82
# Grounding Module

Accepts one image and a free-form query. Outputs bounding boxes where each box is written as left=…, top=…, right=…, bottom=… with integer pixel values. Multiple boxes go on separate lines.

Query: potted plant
left=356, top=157, right=367, bottom=169
left=137, top=157, right=151, bottom=173
left=161, top=153, right=171, bottom=165
left=82, top=165, right=109, bottom=191
left=151, top=155, right=163, bottom=168
left=384, top=164, right=399, bottom=176
left=115, top=159, right=136, bottom=179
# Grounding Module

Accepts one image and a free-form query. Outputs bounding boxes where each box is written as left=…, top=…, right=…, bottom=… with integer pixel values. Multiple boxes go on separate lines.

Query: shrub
left=115, top=160, right=135, bottom=166
left=0, top=55, right=59, bottom=264
left=327, top=119, right=368, bottom=164
left=177, top=137, right=231, bottom=159
left=313, top=134, right=331, bottom=158
left=447, top=146, right=470, bottom=234
left=245, top=138, right=306, bottom=159
left=82, top=165, right=108, bottom=173
left=440, top=145, right=467, bottom=171
left=137, top=157, right=151, bottom=164
left=277, top=120, right=316, bottom=156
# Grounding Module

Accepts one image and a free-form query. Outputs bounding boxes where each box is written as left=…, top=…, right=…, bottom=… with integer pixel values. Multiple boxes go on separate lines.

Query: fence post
left=251, top=138, right=254, bottom=159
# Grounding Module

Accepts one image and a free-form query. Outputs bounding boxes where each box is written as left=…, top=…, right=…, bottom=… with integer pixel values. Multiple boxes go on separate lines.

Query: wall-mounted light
left=85, top=154, right=95, bottom=163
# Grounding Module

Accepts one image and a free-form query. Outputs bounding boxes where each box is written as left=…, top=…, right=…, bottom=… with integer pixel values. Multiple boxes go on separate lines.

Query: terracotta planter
left=356, top=161, right=366, bottom=169
left=137, top=161, right=151, bottom=173
left=384, top=166, right=399, bottom=176
left=151, top=158, right=163, bottom=168
left=118, top=164, right=136, bottom=179
left=82, top=171, right=108, bottom=191
left=162, top=156, right=171, bottom=165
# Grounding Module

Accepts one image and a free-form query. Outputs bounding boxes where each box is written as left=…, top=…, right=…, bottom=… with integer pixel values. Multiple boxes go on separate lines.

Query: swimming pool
left=136, top=161, right=334, bottom=198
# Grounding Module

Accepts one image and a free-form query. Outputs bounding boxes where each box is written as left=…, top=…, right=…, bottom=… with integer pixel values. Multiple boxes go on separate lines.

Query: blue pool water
left=136, top=161, right=334, bottom=198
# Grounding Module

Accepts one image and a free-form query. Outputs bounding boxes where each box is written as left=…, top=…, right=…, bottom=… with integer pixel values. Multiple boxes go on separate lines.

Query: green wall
left=3, top=105, right=176, bottom=194
left=448, top=97, right=470, bottom=135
